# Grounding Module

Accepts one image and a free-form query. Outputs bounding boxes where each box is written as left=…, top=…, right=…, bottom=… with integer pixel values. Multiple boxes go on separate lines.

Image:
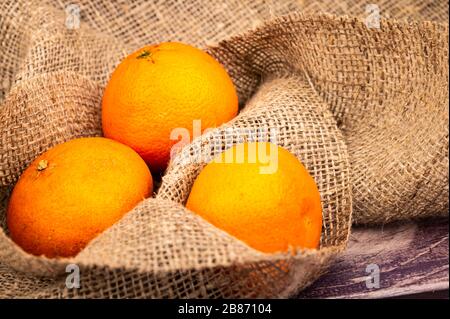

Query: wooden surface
left=298, top=218, right=449, bottom=299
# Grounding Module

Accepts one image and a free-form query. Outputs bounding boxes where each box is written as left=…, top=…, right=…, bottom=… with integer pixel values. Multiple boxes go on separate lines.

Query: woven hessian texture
left=0, top=0, right=448, bottom=298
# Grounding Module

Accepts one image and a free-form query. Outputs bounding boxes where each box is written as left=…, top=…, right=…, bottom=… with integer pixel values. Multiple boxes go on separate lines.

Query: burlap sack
left=298, top=0, right=449, bottom=23
left=295, top=0, right=449, bottom=224
left=0, top=0, right=448, bottom=298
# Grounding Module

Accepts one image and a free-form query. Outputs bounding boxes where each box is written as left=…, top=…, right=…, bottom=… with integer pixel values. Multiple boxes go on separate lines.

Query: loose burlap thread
left=0, top=0, right=448, bottom=298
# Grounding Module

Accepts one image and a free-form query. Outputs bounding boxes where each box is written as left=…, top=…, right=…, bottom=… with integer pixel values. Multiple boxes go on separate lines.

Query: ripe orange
left=186, top=142, right=322, bottom=253
left=7, top=137, right=152, bottom=258
left=102, top=41, right=239, bottom=173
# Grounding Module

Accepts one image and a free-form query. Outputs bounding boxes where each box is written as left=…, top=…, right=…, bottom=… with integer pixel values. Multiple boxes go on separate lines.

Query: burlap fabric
left=0, top=0, right=448, bottom=298
left=298, top=0, right=449, bottom=22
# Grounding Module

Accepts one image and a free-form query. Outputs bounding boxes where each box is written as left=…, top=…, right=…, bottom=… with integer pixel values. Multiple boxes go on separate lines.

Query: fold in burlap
left=0, top=70, right=351, bottom=297
left=0, top=0, right=448, bottom=298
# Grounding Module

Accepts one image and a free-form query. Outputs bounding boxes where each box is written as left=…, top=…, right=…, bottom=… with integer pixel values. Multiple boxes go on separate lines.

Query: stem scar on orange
left=102, top=42, right=239, bottom=173
left=186, top=142, right=323, bottom=254
left=7, top=137, right=153, bottom=258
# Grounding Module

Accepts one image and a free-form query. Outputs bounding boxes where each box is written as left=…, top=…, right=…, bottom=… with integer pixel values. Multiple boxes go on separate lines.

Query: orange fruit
left=186, top=142, right=322, bottom=253
left=7, top=137, right=152, bottom=258
left=102, top=41, right=238, bottom=173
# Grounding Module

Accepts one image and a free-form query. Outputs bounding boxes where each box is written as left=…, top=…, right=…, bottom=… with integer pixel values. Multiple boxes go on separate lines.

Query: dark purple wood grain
left=298, top=218, right=449, bottom=298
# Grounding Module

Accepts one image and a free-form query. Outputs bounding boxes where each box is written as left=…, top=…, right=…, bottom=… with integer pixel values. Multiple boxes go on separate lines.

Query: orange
left=186, top=142, right=322, bottom=253
left=102, top=41, right=239, bottom=173
left=7, top=137, right=152, bottom=258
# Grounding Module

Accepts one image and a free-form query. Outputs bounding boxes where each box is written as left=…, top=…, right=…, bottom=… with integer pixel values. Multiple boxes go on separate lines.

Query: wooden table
left=298, top=218, right=449, bottom=299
